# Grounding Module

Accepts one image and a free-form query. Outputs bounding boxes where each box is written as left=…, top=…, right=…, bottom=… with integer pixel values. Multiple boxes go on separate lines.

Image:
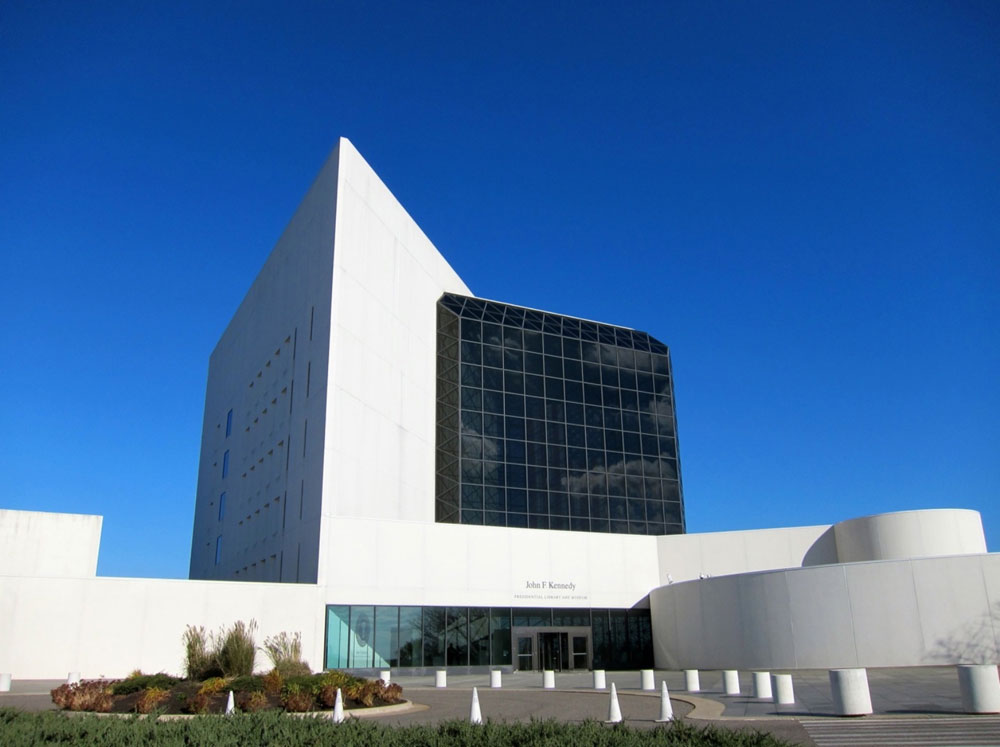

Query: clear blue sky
left=2, top=1, right=997, bottom=578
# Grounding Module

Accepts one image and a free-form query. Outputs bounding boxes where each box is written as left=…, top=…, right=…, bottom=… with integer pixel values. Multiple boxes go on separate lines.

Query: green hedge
left=0, top=708, right=790, bottom=746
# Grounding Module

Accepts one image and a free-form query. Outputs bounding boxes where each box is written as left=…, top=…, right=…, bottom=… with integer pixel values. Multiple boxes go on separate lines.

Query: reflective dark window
left=437, top=294, right=684, bottom=536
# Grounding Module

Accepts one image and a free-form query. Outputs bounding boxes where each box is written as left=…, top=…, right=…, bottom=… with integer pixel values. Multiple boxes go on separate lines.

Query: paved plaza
left=3, top=667, right=1000, bottom=746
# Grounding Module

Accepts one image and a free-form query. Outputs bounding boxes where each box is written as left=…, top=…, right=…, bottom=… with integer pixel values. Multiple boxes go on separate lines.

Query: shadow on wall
left=802, top=526, right=838, bottom=567
left=930, top=601, right=1000, bottom=665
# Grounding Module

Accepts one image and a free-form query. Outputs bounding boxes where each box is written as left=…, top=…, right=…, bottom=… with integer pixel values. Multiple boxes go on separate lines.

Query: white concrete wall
left=0, top=575, right=324, bottom=680
left=833, top=508, right=987, bottom=563
left=0, top=510, right=101, bottom=577
left=318, top=517, right=660, bottom=609
left=190, top=143, right=342, bottom=583
left=650, top=552, right=1000, bottom=670
left=317, top=140, right=471, bottom=582
left=654, top=523, right=835, bottom=584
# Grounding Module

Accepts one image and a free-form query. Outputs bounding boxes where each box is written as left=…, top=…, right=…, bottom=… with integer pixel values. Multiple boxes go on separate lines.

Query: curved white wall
left=650, top=552, right=1000, bottom=671
left=833, top=509, right=986, bottom=563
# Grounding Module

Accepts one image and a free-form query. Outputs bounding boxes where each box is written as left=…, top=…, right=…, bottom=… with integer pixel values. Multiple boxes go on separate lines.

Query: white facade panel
left=0, top=509, right=101, bottom=578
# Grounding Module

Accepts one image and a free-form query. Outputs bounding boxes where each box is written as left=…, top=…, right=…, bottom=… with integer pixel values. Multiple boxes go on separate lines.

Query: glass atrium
left=436, top=294, right=685, bottom=535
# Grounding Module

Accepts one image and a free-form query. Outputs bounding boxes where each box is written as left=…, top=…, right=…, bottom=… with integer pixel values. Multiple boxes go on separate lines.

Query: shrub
left=217, top=619, right=257, bottom=677
left=261, top=669, right=283, bottom=696
left=182, top=625, right=219, bottom=680
left=184, top=692, right=212, bottom=714
left=261, top=631, right=311, bottom=677
left=136, top=687, right=169, bottom=714
left=50, top=680, right=115, bottom=712
left=111, top=673, right=180, bottom=696
left=236, top=690, right=269, bottom=713
left=197, top=677, right=229, bottom=695
left=229, top=675, right=264, bottom=693
left=281, top=683, right=314, bottom=712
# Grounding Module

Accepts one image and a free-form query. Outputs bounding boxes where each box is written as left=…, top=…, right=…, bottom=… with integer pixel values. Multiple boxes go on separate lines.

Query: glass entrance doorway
left=538, top=632, right=568, bottom=671
left=512, top=626, right=590, bottom=670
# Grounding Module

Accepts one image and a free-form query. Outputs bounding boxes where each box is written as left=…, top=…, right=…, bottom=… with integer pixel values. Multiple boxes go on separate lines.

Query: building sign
left=513, top=579, right=588, bottom=602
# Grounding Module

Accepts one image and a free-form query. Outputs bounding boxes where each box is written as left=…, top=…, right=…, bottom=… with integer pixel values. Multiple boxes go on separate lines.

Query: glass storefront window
left=423, top=607, right=446, bottom=667
left=446, top=607, right=468, bottom=666
left=349, top=606, right=375, bottom=668
left=373, top=606, right=399, bottom=668
left=326, top=605, right=350, bottom=669
left=490, top=608, right=512, bottom=665
left=398, top=606, right=422, bottom=667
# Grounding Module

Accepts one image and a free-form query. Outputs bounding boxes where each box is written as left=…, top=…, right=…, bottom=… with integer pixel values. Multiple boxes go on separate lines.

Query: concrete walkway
left=4, top=668, right=1000, bottom=746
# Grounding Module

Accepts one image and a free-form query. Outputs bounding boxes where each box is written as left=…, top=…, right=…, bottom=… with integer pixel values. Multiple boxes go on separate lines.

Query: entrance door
left=538, top=632, right=569, bottom=671
left=517, top=637, right=533, bottom=670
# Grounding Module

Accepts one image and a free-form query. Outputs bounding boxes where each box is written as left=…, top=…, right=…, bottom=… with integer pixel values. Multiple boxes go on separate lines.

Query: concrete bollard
left=684, top=669, right=700, bottom=692
left=490, top=669, right=502, bottom=689
left=957, top=664, right=1000, bottom=714
left=331, top=687, right=345, bottom=723
left=593, top=669, right=606, bottom=690
left=605, top=682, right=623, bottom=723
left=752, top=671, right=773, bottom=700
left=829, top=668, right=872, bottom=716
left=640, top=669, right=655, bottom=691
left=470, top=686, right=483, bottom=724
left=543, top=669, right=555, bottom=689
left=379, top=670, right=391, bottom=684
left=723, top=670, right=740, bottom=695
left=655, top=680, right=674, bottom=722
left=67, top=672, right=81, bottom=686
left=771, top=673, right=795, bottom=705
left=0, top=673, right=11, bottom=692
left=435, top=670, right=447, bottom=688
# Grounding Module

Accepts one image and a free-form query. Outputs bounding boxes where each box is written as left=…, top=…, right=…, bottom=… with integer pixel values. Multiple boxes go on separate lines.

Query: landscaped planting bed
left=1, top=709, right=794, bottom=746
left=49, top=670, right=402, bottom=715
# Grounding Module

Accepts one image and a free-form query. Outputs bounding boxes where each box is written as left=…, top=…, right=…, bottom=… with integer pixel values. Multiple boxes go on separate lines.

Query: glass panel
left=446, top=607, right=468, bottom=666
left=325, top=605, right=350, bottom=669
left=373, top=606, right=399, bottom=667
left=591, top=609, right=610, bottom=670
left=513, top=608, right=552, bottom=627
left=398, top=606, right=422, bottom=667
left=423, top=607, right=446, bottom=667
left=517, top=636, right=533, bottom=670
left=552, top=608, right=590, bottom=627
left=349, top=606, right=375, bottom=668
left=491, top=608, right=512, bottom=665
left=469, top=607, right=490, bottom=666
left=609, top=609, right=629, bottom=669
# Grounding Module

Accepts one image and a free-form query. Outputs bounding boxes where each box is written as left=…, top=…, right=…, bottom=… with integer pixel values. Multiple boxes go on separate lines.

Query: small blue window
left=215, top=535, right=223, bottom=565
left=218, top=492, right=226, bottom=521
left=222, top=450, right=229, bottom=478
left=225, top=409, right=233, bottom=437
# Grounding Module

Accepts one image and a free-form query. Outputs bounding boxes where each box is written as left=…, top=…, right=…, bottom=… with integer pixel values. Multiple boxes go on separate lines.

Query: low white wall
left=0, top=510, right=102, bottom=578
left=0, top=576, right=324, bottom=680
left=833, top=509, right=987, bottom=563
left=650, top=552, right=1000, bottom=670
left=654, top=524, right=836, bottom=584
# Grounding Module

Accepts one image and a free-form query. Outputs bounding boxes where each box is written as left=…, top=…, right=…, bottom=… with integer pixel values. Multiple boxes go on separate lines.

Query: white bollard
left=490, top=669, right=502, bottom=689
left=67, top=672, right=81, bottom=686
left=829, top=668, right=872, bottom=716
left=435, top=669, right=447, bottom=688
left=0, top=673, right=11, bottom=692
left=470, top=686, right=483, bottom=724
left=605, top=682, right=623, bottom=723
left=684, top=669, right=700, bottom=692
left=640, top=669, right=655, bottom=691
left=225, top=690, right=235, bottom=715
left=957, top=664, right=1000, bottom=714
left=723, top=670, right=740, bottom=695
left=543, top=669, right=555, bottom=689
left=379, top=670, right=391, bottom=684
left=332, top=687, right=345, bottom=723
left=656, top=680, right=674, bottom=722
left=593, top=669, right=607, bottom=690
left=752, top=671, right=773, bottom=700
left=771, top=673, right=795, bottom=705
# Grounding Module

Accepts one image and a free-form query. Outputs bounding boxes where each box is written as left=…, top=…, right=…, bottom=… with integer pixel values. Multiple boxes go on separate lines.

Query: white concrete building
left=1, top=139, right=997, bottom=680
